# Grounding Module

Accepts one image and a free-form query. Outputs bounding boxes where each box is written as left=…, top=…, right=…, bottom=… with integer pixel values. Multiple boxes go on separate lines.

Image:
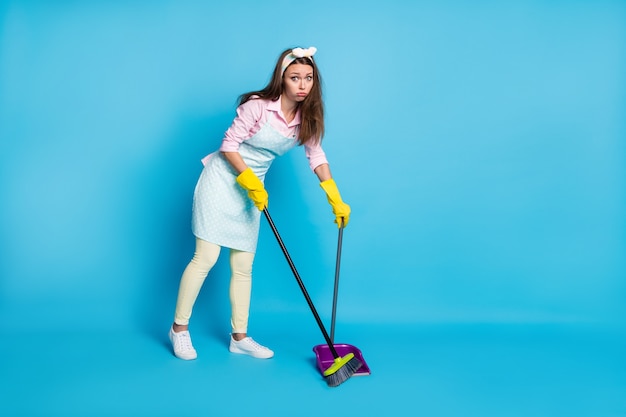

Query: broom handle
left=263, top=208, right=340, bottom=359
left=330, top=219, right=344, bottom=343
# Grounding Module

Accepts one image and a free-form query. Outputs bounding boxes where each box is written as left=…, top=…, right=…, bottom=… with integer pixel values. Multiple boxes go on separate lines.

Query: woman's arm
left=316, top=162, right=351, bottom=227
left=222, top=151, right=248, bottom=174
left=314, top=163, right=332, bottom=182
left=219, top=99, right=265, bottom=173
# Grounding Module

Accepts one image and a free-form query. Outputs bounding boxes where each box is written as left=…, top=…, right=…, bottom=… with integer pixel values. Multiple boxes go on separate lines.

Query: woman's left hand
left=320, top=179, right=350, bottom=227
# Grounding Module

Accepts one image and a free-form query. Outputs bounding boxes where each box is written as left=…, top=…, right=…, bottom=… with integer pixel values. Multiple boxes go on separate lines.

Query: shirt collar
left=268, top=95, right=301, bottom=127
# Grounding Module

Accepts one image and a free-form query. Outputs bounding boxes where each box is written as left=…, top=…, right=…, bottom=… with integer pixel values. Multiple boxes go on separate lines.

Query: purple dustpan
left=313, top=343, right=371, bottom=376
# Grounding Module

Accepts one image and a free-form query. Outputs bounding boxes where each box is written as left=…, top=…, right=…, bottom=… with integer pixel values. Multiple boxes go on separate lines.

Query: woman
left=169, top=46, right=351, bottom=360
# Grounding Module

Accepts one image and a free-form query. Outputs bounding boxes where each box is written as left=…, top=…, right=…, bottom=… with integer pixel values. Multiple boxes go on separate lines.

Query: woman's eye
left=306, top=76, right=313, bottom=81
left=291, top=77, right=299, bottom=81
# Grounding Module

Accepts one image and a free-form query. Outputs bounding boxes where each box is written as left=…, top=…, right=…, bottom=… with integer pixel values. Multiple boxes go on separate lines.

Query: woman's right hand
left=236, top=168, right=268, bottom=211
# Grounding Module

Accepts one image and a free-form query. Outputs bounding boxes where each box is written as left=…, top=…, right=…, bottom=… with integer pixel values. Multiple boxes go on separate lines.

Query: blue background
left=1, top=1, right=625, bottom=416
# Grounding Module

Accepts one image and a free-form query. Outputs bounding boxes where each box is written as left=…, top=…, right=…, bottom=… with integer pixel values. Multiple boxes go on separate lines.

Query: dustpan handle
left=330, top=219, right=344, bottom=343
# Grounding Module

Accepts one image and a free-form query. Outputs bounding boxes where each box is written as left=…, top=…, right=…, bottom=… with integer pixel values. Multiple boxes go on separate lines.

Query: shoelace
left=241, top=337, right=267, bottom=351
left=176, top=332, right=194, bottom=351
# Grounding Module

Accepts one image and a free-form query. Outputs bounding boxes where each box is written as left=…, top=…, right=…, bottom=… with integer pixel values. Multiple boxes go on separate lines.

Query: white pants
left=173, top=238, right=255, bottom=333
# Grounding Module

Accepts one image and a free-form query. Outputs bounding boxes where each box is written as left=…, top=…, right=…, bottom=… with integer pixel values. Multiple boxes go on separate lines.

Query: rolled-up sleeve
left=304, top=141, right=329, bottom=171
left=219, top=99, right=265, bottom=152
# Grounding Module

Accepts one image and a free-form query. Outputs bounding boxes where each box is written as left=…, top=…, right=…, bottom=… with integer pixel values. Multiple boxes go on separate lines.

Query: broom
left=263, top=208, right=362, bottom=387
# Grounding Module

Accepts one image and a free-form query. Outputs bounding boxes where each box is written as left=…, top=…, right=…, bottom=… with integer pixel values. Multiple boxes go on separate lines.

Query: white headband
left=281, top=47, right=317, bottom=75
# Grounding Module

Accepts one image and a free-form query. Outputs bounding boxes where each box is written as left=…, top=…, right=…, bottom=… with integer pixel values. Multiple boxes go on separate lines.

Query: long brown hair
left=239, top=48, right=325, bottom=146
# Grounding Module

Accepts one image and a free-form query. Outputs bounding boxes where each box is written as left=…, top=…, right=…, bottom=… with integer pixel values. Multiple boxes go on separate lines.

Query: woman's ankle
left=232, top=332, right=247, bottom=341
left=173, top=323, right=189, bottom=332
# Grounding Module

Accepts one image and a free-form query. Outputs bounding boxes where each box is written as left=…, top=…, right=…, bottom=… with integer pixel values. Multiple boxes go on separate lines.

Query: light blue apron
left=192, top=122, right=298, bottom=253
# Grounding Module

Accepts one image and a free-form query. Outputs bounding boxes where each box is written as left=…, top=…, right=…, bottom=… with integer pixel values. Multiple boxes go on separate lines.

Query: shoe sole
left=173, top=351, right=197, bottom=360
left=229, top=345, right=274, bottom=359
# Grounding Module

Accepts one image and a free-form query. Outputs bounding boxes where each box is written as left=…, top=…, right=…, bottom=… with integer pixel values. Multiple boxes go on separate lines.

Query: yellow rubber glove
left=320, top=179, right=351, bottom=227
left=236, top=168, right=268, bottom=211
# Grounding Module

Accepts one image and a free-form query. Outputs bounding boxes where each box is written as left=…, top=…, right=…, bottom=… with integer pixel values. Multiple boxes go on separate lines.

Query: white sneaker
left=169, top=327, right=197, bottom=360
left=229, top=336, right=274, bottom=359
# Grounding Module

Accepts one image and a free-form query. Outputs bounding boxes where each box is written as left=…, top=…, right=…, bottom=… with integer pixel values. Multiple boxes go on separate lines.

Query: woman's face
left=282, top=63, right=314, bottom=103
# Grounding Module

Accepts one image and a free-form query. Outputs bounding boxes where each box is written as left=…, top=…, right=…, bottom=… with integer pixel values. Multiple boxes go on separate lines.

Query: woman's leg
left=228, top=249, right=255, bottom=337
left=173, top=238, right=221, bottom=327
left=228, top=249, right=274, bottom=359
left=170, top=238, right=221, bottom=360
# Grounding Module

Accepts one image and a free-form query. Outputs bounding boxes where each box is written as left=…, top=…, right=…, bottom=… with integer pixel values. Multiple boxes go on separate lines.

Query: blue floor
left=1, top=319, right=624, bottom=417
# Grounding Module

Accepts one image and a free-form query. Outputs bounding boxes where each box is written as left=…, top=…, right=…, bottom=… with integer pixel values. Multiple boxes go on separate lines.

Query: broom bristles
left=324, top=356, right=363, bottom=387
